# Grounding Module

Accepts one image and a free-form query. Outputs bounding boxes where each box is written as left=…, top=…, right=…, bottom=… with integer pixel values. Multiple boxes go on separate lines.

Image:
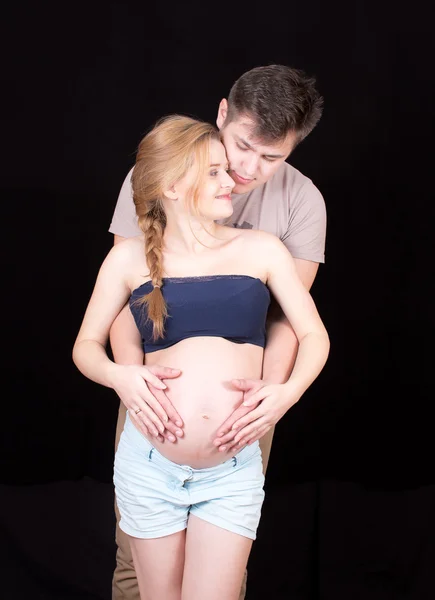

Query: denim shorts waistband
left=124, top=410, right=260, bottom=473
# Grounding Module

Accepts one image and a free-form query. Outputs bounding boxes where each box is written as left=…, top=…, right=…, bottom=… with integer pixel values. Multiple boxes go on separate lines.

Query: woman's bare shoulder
left=110, top=235, right=144, bottom=258
left=102, top=236, right=146, bottom=275
left=232, top=227, right=284, bottom=250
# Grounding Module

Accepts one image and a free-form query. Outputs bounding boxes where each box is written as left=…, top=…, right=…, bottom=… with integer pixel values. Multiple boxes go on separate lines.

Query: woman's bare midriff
left=142, top=337, right=263, bottom=468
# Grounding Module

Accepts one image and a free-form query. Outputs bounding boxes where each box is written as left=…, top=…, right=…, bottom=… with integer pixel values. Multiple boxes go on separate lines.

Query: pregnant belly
left=143, top=337, right=263, bottom=468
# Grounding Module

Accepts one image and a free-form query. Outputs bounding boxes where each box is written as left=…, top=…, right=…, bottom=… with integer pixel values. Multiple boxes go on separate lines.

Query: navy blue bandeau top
left=129, top=275, right=271, bottom=354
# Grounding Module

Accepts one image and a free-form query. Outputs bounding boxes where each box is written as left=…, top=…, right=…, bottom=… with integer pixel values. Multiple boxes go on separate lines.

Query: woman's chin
left=214, top=205, right=234, bottom=220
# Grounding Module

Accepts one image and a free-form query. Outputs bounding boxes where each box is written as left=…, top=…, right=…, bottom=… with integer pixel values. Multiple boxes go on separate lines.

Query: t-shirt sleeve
left=108, top=167, right=142, bottom=238
left=282, top=180, right=327, bottom=263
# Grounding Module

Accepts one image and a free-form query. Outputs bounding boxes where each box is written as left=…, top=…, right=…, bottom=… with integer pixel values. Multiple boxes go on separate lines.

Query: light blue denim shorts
left=114, top=412, right=265, bottom=540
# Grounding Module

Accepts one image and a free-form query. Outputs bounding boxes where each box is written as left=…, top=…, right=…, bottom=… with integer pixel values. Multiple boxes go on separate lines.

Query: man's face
left=217, top=103, right=297, bottom=194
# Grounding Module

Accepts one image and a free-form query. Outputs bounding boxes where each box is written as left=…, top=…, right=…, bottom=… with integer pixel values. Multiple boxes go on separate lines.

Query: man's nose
left=243, top=153, right=259, bottom=176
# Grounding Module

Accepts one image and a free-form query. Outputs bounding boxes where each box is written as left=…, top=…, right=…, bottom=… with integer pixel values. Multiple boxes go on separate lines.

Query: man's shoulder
left=280, top=163, right=325, bottom=217
left=274, top=162, right=318, bottom=194
left=242, top=162, right=318, bottom=202
left=235, top=163, right=323, bottom=220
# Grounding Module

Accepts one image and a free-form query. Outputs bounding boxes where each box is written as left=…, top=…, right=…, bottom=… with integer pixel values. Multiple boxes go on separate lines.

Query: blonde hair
left=131, top=114, right=220, bottom=339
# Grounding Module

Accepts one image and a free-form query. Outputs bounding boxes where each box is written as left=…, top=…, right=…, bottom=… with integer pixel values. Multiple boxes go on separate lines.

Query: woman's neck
left=163, top=215, right=224, bottom=254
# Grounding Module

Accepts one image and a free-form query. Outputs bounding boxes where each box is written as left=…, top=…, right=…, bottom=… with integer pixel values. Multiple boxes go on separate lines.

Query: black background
left=2, top=1, right=434, bottom=598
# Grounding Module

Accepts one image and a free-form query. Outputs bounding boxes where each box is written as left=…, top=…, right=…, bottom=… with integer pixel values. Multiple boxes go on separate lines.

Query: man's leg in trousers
left=238, top=426, right=275, bottom=600
left=112, top=403, right=140, bottom=600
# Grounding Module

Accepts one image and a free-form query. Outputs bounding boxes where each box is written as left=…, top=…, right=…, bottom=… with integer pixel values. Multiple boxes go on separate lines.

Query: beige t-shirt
left=109, top=162, right=326, bottom=263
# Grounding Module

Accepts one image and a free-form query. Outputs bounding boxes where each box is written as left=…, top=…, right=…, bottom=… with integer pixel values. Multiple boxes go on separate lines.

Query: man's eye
left=263, top=157, right=277, bottom=162
left=236, top=144, right=248, bottom=151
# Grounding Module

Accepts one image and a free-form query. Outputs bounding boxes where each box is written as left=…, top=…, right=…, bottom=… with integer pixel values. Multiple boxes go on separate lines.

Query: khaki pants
left=112, top=403, right=275, bottom=600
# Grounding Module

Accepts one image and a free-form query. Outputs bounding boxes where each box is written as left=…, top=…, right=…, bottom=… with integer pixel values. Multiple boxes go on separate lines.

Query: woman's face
left=176, top=139, right=235, bottom=221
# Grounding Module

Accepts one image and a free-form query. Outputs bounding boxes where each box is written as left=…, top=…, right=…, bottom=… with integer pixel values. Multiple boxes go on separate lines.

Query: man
left=109, top=64, right=326, bottom=600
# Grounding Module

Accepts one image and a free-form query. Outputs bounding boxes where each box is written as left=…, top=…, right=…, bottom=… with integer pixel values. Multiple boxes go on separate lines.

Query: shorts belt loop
left=148, top=448, right=154, bottom=460
left=233, top=456, right=237, bottom=467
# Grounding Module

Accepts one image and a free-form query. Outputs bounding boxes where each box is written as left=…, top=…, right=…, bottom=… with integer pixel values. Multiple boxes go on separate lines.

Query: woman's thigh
left=129, top=530, right=186, bottom=600
left=182, top=514, right=252, bottom=600
left=189, top=441, right=265, bottom=540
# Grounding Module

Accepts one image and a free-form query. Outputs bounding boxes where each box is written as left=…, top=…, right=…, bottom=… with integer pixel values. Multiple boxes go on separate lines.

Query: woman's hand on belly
left=212, top=378, right=263, bottom=452
left=143, top=337, right=264, bottom=467
left=110, top=363, right=183, bottom=439
left=141, top=375, right=248, bottom=468
left=214, top=379, right=297, bottom=453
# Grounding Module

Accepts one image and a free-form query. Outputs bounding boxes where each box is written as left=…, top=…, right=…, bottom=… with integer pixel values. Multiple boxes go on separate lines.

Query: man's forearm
left=262, top=316, right=299, bottom=384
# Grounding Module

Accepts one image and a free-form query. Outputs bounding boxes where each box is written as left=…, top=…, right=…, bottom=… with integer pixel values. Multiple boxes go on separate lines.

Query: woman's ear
left=216, top=98, right=228, bottom=130
left=163, top=185, right=178, bottom=201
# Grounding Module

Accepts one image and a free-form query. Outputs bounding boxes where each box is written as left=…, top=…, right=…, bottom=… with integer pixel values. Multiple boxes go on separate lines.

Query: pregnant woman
left=73, top=115, right=329, bottom=600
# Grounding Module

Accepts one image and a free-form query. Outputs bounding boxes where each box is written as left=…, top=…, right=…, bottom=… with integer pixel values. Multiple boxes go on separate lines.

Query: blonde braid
left=130, top=113, right=221, bottom=339
left=139, top=204, right=167, bottom=340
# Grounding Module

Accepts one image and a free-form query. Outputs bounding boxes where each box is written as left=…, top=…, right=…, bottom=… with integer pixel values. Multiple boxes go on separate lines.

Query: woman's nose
left=223, top=171, right=235, bottom=189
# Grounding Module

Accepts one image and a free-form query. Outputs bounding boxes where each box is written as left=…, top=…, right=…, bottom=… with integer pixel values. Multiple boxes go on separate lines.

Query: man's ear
left=163, top=185, right=178, bottom=201
left=216, top=98, right=228, bottom=130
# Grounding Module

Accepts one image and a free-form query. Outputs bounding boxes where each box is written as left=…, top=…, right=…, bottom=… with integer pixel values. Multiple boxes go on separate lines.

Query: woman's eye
left=210, top=170, right=218, bottom=176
